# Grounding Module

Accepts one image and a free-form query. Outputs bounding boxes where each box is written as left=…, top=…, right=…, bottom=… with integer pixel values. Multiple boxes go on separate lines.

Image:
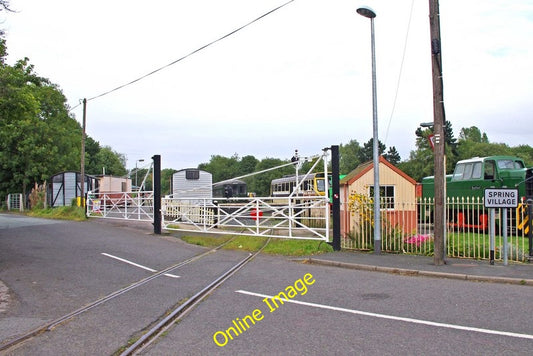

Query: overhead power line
left=384, top=0, right=415, bottom=146
left=84, top=0, right=295, bottom=103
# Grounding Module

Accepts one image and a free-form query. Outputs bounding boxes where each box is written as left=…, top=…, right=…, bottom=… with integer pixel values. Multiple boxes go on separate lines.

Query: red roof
left=340, top=156, right=416, bottom=186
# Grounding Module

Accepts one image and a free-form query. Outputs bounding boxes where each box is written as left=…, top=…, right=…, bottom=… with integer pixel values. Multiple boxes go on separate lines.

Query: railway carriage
left=270, top=173, right=327, bottom=197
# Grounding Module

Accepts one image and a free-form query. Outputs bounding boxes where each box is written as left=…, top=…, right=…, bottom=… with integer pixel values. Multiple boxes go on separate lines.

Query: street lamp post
left=135, top=159, right=144, bottom=190
left=357, top=6, right=381, bottom=254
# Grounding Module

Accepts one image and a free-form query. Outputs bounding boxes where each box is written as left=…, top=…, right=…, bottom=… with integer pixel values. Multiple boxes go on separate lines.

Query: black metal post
left=152, top=155, right=162, bottom=234
left=331, top=145, right=341, bottom=251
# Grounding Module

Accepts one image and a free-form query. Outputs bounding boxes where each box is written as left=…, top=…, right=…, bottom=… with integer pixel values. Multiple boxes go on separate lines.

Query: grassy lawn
left=447, top=230, right=530, bottom=260
left=180, top=234, right=333, bottom=256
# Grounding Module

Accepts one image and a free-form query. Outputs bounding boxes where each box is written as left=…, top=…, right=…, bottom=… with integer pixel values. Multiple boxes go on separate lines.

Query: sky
left=2, top=0, right=533, bottom=171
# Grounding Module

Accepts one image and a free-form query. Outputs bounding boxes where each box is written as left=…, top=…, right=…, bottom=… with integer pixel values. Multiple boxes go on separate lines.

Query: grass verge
left=26, top=206, right=87, bottom=221
left=180, top=234, right=333, bottom=256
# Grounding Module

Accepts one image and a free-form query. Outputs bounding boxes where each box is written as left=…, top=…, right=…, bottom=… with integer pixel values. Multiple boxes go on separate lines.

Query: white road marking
left=101, top=253, right=180, bottom=279
left=236, top=290, right=533, bottom=341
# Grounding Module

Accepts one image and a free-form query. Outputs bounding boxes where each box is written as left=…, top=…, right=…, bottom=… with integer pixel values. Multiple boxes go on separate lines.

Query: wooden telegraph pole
left=429, top=0, right=446, bottom=265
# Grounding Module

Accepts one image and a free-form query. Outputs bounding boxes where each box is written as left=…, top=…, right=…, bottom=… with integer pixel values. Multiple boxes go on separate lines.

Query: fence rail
left=86, top=191, right=154, bottom=221
left=342, top=196, right=532, bottom=262
left=162, top=196, right=329, bottom=240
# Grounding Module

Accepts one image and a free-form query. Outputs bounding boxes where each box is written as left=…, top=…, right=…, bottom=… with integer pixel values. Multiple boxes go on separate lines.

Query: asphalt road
left=1, top=214, right=532, bottom=355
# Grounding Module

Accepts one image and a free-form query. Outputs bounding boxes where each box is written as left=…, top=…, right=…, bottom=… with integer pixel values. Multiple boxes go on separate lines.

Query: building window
left=369, top=185, right=395, bottom=209
left=185, top=169, right=200, bottom=180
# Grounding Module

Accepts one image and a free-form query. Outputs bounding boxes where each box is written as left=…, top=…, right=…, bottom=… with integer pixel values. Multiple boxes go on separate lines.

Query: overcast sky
left=3, top=0, right=533, bottom=170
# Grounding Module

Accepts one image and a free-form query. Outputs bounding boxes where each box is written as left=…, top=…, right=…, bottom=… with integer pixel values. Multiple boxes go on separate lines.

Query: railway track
left=0, top=236, right=269, bottom=354
left=119, top=237, right=271, bottom=355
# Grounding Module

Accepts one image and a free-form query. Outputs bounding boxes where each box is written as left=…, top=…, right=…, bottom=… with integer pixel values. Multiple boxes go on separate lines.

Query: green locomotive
left=420, top=155, right=533, bottom=231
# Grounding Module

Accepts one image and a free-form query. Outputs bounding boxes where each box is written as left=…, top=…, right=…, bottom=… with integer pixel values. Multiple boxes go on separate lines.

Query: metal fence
left=86, top=191, right=154, bottom=221
left=342, top=196, right=532, bottom=262
left=162, top=196, right=330, bottom=240
left=7, top=193, right=23, bottom=212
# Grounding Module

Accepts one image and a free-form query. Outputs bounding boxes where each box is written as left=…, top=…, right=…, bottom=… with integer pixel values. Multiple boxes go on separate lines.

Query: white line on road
left=102, top=253, right=180, bottom=279
left=236, top=290, right=533, bottom=341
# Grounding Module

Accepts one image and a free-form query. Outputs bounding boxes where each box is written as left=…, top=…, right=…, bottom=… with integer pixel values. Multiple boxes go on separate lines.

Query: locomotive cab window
left=514, top=160, right=525, bottom=169
left=453, top=162, right=482, bottom=180
left=316, top=178, right=325, bottom=193
left=471, top=162, right=482, bottom=179
left=453, top=164, right=465, bottom=180
left=498, top=160, right=513, bottom=169
left=484, top=161, right=496, bottom=180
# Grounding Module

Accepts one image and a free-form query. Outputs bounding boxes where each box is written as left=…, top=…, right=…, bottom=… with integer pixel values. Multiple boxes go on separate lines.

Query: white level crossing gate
left=86, top=191, right=154, bottom=221
left=162, top=195, right=329, bottom=240
left=162, top=150, right=331, bottom=241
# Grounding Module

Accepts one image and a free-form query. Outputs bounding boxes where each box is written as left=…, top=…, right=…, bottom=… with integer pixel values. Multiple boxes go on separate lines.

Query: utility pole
left=429, top=0, right=446, bottom=265
left=80, top=98, right=87, bottom=208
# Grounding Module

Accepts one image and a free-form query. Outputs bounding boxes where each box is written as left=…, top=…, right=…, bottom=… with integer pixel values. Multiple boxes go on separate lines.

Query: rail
left=119, top=237, right=271, bottom=355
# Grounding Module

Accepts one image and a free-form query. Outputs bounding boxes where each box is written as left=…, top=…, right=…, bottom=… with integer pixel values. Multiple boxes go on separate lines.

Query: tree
left=0, top=55, right=82, bottom=198
left=93, top=146, right=126, bottom=176
left=0, top=30, right=6, bottom=64
left=339, top=139, right=361, bottom=175
left=511, top=145, right=533, bottom=167
left=0, top=34, right=127, bottom=201
left=358, top=138, right=386, bottom=163
left=384, top=146, right=401, bottom=165
left=161, top=168, right=177, bottom=195
left=458, top=126, right=489, bottom=143
left=444, top=120, right=457, bottom=146
left=238, top=155, right=259, bottom=177
left=198, top=154, right=240, bottom=183
left=456, top=141, right=512, bottom=160
left=398, top=149, right=435, bottom=183
left=247, top=157, right=292, bottom=196
left=83, top=136, right=127, bottom=176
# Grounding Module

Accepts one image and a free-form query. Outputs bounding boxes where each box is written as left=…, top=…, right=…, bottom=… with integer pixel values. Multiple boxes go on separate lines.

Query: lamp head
left=357, top=6, right=376, bottom=19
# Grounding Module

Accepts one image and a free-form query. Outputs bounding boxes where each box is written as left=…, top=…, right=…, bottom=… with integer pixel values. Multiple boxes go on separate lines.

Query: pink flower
left=405, top=234, right=432, bottom=247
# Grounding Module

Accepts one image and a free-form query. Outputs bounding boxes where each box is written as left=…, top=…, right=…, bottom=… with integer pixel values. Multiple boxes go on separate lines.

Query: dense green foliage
left=399, top=122, right=533, bottom=182
left=0, top=34, right=126, bottom=201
